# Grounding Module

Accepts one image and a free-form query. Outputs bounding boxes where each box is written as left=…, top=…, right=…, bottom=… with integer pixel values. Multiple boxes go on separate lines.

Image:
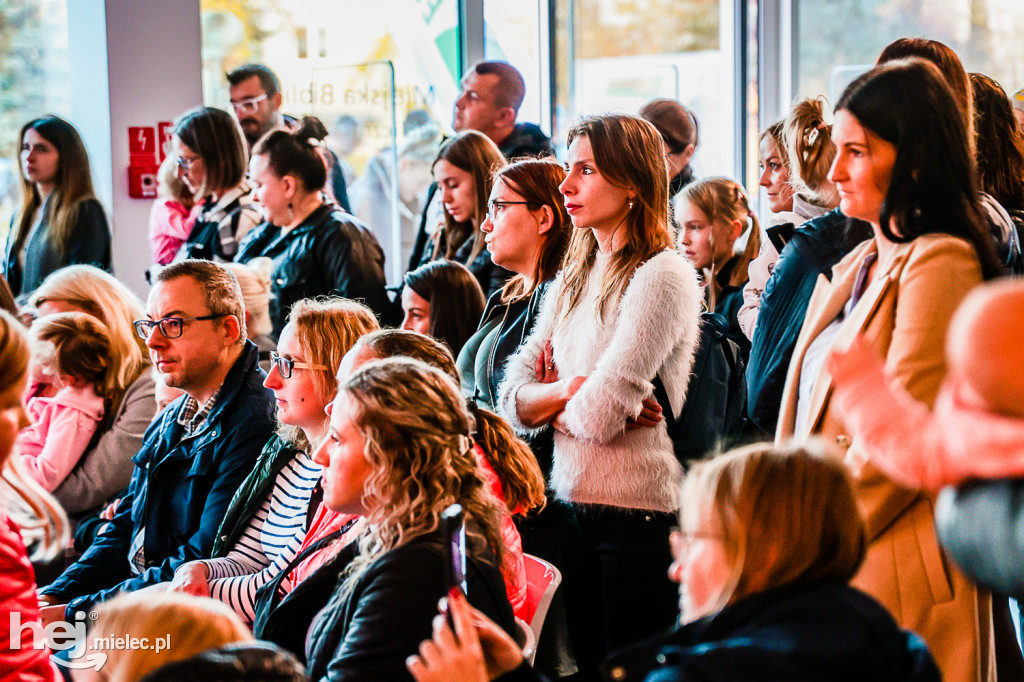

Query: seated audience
left=3, top=116, right=111, bottom=299
left=775, top=58, right=1001, bottom=682
left=418, top=131, right=513, bottom=298
left=677, top=176, right=760, bottom=357
left=303, top=357, right=515, bottom=680
left=17, top=312, right=113, bottom=491
left=0, top=310, right=67, bottom=681
left=407, top=443, right=941, bottom=682
left=402, top=260, right=486, bottom=357
left=149, top=154, right=197, bottom=266
left=167, top=298, right=378, bottom=623
left=29, top=265, right=157, bottom=519
left=38, top=260, right=276, bottom=622
left=235, top=117, right=391, bottom=335
left=174, top=107, right=260, bottom=262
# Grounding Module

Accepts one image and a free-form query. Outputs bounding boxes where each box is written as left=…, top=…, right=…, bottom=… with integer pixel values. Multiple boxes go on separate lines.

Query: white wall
left=68, top=0, right=203, bottom=298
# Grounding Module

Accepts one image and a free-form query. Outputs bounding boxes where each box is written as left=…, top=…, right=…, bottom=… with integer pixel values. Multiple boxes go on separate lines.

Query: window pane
left=554, top=0, right=738, bottom=177
left=796, top=0, right=1024, bottom=105
left=200, top=0, right=459, bottom=283
left=0, top=0, right=71, bottom=242
left=483, top=0, right=546, bottom=131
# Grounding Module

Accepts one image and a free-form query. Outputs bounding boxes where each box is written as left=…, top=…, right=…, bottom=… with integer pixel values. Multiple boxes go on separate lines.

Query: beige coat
left=777, top=234, right=994, bottom=682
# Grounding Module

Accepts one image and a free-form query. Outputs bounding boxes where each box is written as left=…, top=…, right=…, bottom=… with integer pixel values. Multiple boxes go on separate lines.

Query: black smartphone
left=441, top=503, right=467, bottom=596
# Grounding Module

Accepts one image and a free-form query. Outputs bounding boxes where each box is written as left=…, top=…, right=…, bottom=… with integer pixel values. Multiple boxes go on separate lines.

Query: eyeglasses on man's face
left=269, top=351, right=329, bottom=379
left=486, top=200, right=540, bottom=221
left=231, top=94, right=268, bottom=116
left=133, top=314, right=229, bottom=340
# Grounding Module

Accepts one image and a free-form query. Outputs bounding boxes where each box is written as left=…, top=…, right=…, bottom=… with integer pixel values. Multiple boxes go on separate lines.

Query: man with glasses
left=227, top=63, right=350, bottom=212
left=40, top=260, right=276, bottom=623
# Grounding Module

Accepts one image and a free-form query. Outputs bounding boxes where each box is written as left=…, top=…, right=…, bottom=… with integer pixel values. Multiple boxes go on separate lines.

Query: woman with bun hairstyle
left=423, top=130, right=513, bottom=298
left=776, top=58, right=1000, bottom=682
left=499, top=113, right=703, bottom=676
left=4, top=116, right=111, bottom=298
left=174, top=106, right=260, bottom=262
left=235, top=116, right=390, bottom=337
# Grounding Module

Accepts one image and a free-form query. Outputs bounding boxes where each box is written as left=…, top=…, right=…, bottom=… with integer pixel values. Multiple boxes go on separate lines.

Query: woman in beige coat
left=776, top=59, right=1002, bottom=682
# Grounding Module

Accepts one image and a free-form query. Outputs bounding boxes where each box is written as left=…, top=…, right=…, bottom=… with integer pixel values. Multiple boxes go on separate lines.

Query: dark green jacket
left=212, top=434, right=303, bottom=557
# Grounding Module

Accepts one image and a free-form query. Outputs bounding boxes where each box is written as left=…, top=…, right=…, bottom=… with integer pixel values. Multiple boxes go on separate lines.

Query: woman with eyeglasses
left=419, top=130, right=513, bottom=298
left=166, top=297, right=378, bottom=624
left=173, top=106, right=261, bottom=262
left=4, top=116, right=111, bottom=298
left=235, top=117, right=392, bottom=337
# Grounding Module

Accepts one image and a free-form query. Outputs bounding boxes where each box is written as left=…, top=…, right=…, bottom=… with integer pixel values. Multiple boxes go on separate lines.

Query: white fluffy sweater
left=498, top=249, right=702, bottom=513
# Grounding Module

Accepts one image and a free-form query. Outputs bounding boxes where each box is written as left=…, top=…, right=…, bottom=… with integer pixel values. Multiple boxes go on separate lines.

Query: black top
left=3, top=197, right=110, bottom=297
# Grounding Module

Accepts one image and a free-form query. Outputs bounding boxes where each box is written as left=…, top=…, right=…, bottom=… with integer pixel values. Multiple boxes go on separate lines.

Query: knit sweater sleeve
left=562, top=252, right=702, bottom=444
left=496, top=275, right=562, bottom=436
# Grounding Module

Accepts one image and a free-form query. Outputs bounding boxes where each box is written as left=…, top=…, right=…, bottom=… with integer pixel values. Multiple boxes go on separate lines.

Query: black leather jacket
left=236, top=204, right=392, bottom=335
left=305, top=525, right=515, bottom=681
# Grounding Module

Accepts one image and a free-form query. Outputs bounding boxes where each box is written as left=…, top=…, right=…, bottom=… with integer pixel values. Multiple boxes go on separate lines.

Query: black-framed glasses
left=487, top=200, right=539, bottom=220
left=176, top=155, right=200, bottom=172
left=269, top=351, right=329, bottom=379
left=133, top=314, right=229, bottom=340
left=230, top=94, right=268, bottom=115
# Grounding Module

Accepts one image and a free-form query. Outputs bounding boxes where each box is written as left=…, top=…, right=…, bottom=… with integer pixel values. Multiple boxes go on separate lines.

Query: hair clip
left=306, top=137, right=322, bottom=148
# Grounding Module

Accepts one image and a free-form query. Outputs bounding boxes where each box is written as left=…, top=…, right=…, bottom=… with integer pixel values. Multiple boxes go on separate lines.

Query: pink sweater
left=148, top=199, right=196, bottom=265
left=17, top=385, right=105, bottom=492
left=830, top=349, right=1024, bottom=491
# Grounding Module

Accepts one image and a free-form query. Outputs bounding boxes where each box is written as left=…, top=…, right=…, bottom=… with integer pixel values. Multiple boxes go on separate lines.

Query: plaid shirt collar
left=176, top=384, right=224, bottom=435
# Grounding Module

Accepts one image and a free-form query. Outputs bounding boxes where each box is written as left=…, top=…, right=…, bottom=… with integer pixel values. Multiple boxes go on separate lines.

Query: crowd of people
left=1, top=37, right=1024, bottom=682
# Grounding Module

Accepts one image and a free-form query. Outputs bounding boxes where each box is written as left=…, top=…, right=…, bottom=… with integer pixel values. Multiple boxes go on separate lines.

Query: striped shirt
left=202, top=450, right=321, bottom=621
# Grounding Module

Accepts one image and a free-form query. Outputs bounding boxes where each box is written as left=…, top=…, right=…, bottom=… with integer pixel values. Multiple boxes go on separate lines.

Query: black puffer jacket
left=305, top=525, right=515, bottom=681
left=236, top=203, right=392, bottom=335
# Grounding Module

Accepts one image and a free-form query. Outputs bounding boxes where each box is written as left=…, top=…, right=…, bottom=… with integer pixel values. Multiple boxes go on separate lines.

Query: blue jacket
left=42, top=341, right=275, bottom=618
left=746, top=210, right=871, bottom=433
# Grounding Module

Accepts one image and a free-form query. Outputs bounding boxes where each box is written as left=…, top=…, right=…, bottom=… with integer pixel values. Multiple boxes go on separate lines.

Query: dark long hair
left=13, top=116, right=101, bottom=259
left=836, top=58, right=1001, bottom=279
left=970, top=73, right=1024, bottom=212
left=403, top=260, right=485, bottom=356
left=173, top=107, right=248, bottom=197
left=252, top=117, right=329, bottom=192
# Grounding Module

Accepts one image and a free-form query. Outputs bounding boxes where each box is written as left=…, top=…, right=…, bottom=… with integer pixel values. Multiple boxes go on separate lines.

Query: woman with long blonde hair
left=498, top=113, right=703, bottom=675
left=28, top=265, right=157, bottom=517
left=0, top=310, right=67, bottom=681
left=4, top=116, right=111, bottom=297
left=304, top=357, right=515, bottom=680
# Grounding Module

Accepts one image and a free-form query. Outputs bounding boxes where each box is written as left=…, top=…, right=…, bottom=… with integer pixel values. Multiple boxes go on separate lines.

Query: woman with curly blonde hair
left=305, top=357, right=515, bottom=681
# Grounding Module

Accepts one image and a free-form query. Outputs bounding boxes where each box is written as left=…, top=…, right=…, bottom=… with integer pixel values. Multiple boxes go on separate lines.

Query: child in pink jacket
left=17, top=312, right=112, bottom=492
left=826, top=279, right=1024, bottom=491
